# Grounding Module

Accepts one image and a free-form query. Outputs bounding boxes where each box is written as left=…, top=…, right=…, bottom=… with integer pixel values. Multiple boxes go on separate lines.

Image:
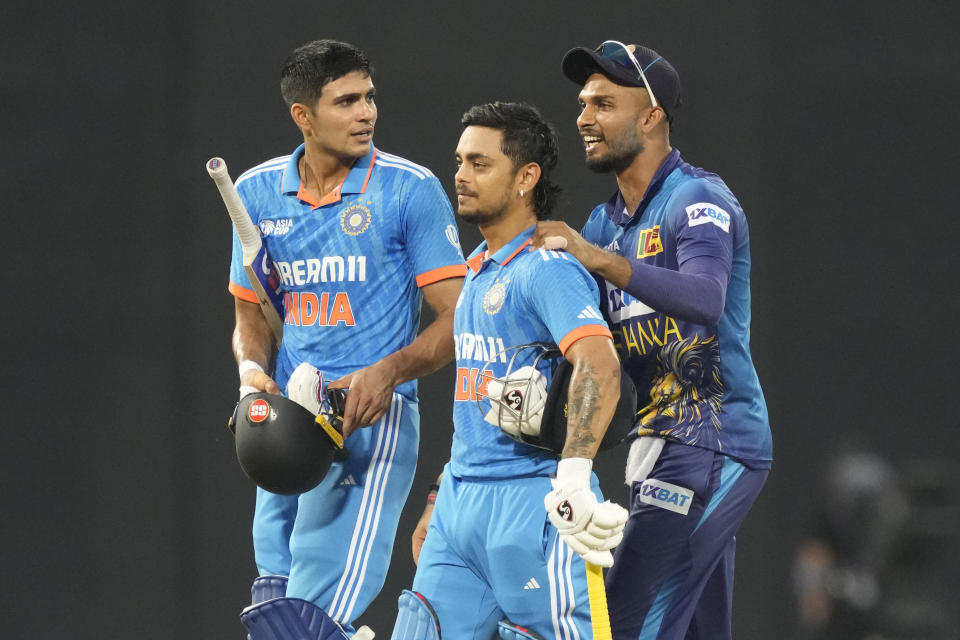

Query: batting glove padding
left=545, top=458, right=628, bottom=567
left=287, top=361, right=327, bottom=415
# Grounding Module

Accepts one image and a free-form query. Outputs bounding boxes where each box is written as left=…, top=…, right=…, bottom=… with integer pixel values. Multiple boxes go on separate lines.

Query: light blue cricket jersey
left=450, top=226, right=612, bottom=479
left=229, top=143, right=466, bottom=399
left=581, top=149, right=772, bottom=467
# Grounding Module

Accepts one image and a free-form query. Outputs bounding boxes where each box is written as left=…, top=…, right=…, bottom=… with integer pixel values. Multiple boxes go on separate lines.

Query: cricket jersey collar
left=281, top=143, right=377, bottom=208
left=465, top=225, right=535, bottom=273
left=604, top=148, right=682, bottom=226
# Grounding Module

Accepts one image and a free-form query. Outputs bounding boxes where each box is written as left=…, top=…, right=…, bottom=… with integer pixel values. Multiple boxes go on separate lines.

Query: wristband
left=426, top=483, right=440, bottom=504
left=239, top=360, right=265, bottom=378
left=555, top=457, right=592, bottom=490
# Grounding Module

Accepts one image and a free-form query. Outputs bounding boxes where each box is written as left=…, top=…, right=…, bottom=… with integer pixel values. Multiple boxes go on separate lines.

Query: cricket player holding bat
left=223, top=39, right=465, bottom=639
left=208, top=156, right=284, bottom=342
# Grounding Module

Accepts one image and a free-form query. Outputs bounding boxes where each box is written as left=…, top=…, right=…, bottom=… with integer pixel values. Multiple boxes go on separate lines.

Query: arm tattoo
left=565, top=361, right=601, bottom=458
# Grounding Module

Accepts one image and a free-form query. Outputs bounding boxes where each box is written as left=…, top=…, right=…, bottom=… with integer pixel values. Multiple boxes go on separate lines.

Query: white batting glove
left=545, top=458, right=629, bottom=567
left=286, top=362, right=327, bottom=415
left=351, top=625, right=375, bottom=640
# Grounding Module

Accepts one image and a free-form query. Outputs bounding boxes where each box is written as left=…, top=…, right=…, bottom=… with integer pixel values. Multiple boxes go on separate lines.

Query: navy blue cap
left=562, top=42, right=682, bottom=118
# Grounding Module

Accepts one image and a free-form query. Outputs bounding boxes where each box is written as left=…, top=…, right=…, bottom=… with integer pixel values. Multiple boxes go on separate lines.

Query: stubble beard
left=458, top=189, right=513, bottom=227
left=585, top=123, right=644, bottom=174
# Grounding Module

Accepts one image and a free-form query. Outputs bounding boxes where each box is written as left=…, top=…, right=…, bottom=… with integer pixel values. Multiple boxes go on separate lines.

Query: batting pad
left=251, top=575, right=288, bottom=605
left=390, top=590, right=440, bottom=640
left=241, top=597, right=349, bottom=640
left=498, top=619, right=546, bottom=639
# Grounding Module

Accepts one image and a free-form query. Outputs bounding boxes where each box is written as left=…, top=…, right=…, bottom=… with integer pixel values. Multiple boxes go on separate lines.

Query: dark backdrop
left=4, top=2, right=958, bottom=638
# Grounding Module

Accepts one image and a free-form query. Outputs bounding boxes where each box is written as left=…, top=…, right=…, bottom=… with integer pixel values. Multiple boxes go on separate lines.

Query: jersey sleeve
left=523, top=250, right=612, bottom=355
left=400, top=175, right=467, bottom=287
left=667, top=180, right=736, bottom=274
left=227, top=230, right=259, bottom=302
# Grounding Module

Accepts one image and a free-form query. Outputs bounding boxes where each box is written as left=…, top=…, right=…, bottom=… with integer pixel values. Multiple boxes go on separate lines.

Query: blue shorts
left=252, top=393, right=419, bottom=627
left=411, top=465, right=613, bottom=639
left=606, top=442, right=768, bottom=640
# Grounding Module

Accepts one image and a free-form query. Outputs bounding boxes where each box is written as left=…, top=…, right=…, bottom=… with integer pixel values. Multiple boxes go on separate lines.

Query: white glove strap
left=238, top=360, right=265, bottom=378
left=556, top=457, right=592, bottom=491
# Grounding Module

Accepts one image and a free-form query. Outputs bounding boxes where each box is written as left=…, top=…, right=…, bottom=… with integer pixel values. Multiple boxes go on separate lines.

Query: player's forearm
left=561, top=354, right=621, bottom=460
left=375, top=309, right=455, bottom=387
left=233, top=299, right=276, bottom=372
left=624, top=256, right=727, bottom=326
left=374, top=277, right=461, bottom=387
left=588, top=247, right=727, bottom=326
left=580, top=246, right=634, bottom=290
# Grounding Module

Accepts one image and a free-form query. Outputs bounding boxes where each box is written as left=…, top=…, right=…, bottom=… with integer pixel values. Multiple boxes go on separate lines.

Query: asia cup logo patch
left=248, top=399, right=271, bottom=423
left=260, top=219, right=293, bottom=236
left=341, top=201, right=372, bottom=236
left=483, top=281, right=507, bottom=315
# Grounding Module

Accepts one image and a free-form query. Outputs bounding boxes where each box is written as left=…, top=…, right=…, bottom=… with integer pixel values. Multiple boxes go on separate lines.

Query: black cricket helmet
left=540, top=356, right=638, bottom=452
left=228, top=392, right=344, bottom=495
left=476, top=342, right=637, bottom=453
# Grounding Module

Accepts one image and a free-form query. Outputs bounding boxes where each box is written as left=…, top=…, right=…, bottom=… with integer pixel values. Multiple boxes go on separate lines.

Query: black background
left=4, top=2, right=958, bottom=638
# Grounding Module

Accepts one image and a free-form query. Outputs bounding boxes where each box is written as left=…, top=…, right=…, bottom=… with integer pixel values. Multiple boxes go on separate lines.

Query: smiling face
left=454, top=125, right=518, bottom=226
left=576, top=72, right=653, bottom=174
left=297, top=70, right=377, bottom=161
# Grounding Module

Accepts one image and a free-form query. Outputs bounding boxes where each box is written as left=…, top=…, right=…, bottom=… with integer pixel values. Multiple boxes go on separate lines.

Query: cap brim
left=561, top=47, right=645, bottom=88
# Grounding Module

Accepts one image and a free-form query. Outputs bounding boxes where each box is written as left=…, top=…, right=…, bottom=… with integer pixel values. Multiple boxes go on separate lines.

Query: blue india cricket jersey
left=450, top=226, right=612, bottom=478
left=228, top=143, right=466, bottom=399
left=581, top=149, right=772, bottom=467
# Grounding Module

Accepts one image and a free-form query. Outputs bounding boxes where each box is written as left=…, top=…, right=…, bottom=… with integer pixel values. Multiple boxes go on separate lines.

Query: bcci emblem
left=483, top=282, right=507, bottom=315
left=341, top=202, right=372, bottom=236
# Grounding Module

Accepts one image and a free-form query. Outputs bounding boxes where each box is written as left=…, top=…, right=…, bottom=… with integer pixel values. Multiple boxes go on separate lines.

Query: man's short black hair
left=460, top=102, right=561, bottom=220
left=280, top=39, right=372, bottom=109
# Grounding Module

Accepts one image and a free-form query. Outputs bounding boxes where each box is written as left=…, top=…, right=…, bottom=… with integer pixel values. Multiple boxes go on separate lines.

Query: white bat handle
left=206, top=157, right=261, bottom=252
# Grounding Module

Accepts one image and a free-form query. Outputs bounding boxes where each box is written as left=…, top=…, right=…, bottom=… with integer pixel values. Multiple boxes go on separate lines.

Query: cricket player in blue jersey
left=229, top=40, right=466, bottom=639
left=529, top=41, right=773, bottom=639
left=390, top=102, right=629, bottom=640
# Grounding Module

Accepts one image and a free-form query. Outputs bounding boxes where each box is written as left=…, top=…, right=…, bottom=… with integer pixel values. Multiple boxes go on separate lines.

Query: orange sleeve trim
left=558, top=324, right=613, bottom=355
left=416, top=263, right=468, bottom=287
left=228, top=281, right=259, bottom=303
